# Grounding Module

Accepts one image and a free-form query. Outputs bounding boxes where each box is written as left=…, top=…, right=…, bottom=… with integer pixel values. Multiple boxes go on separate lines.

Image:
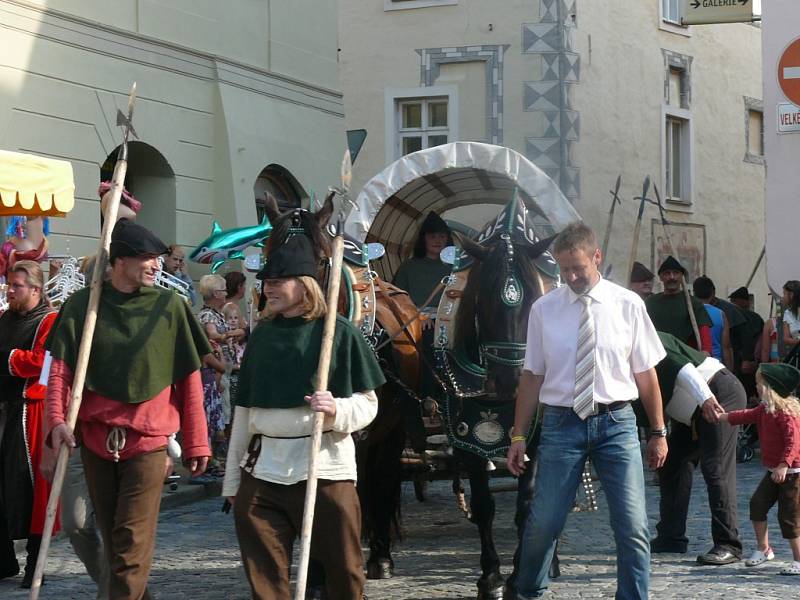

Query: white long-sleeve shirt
left=222, top=390, right=377, bottom=495
left=667, top=357, right=726, bottom=424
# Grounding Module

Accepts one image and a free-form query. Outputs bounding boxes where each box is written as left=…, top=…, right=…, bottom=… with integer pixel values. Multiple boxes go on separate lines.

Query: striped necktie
left=573, top=294, right=596, bottom=419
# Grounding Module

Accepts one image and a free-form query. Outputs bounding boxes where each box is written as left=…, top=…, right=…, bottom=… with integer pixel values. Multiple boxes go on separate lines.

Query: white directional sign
left=681, top=0, right=753, bottom=25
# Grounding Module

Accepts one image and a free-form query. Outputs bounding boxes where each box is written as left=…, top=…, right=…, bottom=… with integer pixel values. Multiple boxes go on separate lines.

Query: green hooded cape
left=46, top=283, right=211, bottom=403
left=236, top=314, right=386, bottom=409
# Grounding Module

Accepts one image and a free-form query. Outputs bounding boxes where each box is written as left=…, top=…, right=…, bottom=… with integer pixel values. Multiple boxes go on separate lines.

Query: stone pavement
left=3, top=457, right=798, bottom=599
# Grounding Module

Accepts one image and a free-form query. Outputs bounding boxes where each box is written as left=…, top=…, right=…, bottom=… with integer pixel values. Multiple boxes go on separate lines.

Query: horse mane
left=266, top=209, right=331, bottom=260
left=453, top=242, right=542, bottom=359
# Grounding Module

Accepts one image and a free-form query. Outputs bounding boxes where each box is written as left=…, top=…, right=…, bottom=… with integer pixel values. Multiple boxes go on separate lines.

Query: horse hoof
left=549, top=559, right=561, bottom=579
left=477, top=572, right=505, bottom=599
left=366, top=558, right=394, bottom=579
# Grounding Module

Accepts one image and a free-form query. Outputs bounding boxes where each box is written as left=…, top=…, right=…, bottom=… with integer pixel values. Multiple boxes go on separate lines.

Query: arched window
left=253, top=164, right=305, bottom=220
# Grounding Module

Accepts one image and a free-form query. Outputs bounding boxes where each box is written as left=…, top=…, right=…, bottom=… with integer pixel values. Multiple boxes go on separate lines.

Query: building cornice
left=0, top=0, right=343, bottom=116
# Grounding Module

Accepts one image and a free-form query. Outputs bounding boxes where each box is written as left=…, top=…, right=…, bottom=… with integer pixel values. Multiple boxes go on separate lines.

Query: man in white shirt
left=650, top=332, right=745, bottom=565
left=507, top=223, right=668, bottom=600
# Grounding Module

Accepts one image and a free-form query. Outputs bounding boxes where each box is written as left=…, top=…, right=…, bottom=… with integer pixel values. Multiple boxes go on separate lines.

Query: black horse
left=440, top=197, right=559, bottom=599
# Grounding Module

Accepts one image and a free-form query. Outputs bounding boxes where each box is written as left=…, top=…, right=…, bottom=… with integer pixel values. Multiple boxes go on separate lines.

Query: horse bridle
left=478, top=232, right=531, bottom=369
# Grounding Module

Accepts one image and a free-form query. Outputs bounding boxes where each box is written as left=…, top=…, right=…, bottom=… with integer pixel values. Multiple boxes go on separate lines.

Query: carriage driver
left=222, top=233, right=385, bottom=600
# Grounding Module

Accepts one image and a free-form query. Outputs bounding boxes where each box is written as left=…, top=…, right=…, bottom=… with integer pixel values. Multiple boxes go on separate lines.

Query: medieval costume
left=223, top=234, right=385, bottom=600
left=649, top=332, right=746, bottom=563
left=44, top=220, right=211, bottom=600
left=645, top=256, right=712, bottom=352
left=0, top=299, right=57, bottom=584
left=629, top=261, right=655, bottom=300
left=392, top=211, right=453, bottom=309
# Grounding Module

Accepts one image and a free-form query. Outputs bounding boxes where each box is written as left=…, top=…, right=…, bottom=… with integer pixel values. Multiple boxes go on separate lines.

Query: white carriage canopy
left=345, top=142, right=580, bottom=279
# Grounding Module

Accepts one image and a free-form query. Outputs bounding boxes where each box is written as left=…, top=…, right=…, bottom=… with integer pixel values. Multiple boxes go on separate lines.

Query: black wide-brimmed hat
left=110, top=219, right=168, bottom=262
left=657, top=255, right=687, bottom=276
left=729, top=286, right=750, bottom=301
left=630, top=261, right=655, bottom=283
left=257, top=234, right=318, bottom=280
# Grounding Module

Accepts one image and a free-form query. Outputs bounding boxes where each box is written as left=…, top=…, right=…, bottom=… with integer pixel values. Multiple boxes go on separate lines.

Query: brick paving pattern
left=2, top=457, right=797, bottom=599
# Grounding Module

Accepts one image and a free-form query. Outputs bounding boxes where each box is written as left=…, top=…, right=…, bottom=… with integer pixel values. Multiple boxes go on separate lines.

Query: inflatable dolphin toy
left=190, top=216, right=272, bottom=272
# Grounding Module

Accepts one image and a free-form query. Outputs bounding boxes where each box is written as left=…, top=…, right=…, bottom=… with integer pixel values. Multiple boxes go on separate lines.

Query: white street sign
left=778, top=103, right=800, bottom=133
left=682, top=0, right=753, bottom=25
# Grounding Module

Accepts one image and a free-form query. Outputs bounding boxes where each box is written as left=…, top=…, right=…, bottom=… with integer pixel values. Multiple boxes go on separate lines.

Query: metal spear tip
left=341, top=149, right=352, bottom=192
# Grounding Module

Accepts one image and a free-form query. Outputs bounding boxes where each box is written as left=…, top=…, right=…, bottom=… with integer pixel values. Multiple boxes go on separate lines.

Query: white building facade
left=340, top=0, right=767, bottom=307
left=0, top=0, right=344, bottom=276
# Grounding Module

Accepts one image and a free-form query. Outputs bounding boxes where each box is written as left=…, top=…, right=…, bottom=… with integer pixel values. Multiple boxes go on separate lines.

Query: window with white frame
left=396, top=97, right=449, bottom=157
left=663, top=59, right=692, bottom=205
left=662, top=0, right=681, bottom=24
left=665, top=116, right=690, bottom=202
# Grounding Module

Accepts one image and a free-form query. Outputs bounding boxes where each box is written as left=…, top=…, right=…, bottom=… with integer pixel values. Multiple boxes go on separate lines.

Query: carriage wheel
left=414, top=478, right=427, bottom=502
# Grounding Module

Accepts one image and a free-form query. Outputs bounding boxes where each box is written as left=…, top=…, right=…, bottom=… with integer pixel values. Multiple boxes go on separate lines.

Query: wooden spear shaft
left=294, top=223, right=346, bottom=600
left=29, top=153, right=127, bottom=600
left=30, top=83, right=136, bottom=600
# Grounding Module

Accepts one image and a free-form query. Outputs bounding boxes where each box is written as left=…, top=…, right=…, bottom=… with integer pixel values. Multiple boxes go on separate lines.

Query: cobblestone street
left=3, top=457, right=797, bottom=599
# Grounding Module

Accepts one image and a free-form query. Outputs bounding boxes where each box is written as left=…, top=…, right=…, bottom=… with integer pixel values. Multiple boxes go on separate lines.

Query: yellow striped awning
left=0, top=150, right=75, bottom=217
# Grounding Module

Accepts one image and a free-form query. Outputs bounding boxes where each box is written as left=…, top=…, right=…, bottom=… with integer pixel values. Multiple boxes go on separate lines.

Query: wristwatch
left=649, top=427, right=668, bottom=438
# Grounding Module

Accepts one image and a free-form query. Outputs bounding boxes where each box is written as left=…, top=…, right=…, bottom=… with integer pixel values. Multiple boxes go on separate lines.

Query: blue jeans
left=516, top=404, right=650, bottom=599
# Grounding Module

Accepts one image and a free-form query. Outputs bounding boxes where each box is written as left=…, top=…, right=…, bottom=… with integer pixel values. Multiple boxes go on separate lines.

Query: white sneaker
left=744, top=547, right=775, bottom=566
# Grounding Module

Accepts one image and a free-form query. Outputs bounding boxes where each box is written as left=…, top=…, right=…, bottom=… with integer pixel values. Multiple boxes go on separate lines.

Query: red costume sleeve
left=777, top=412, right=800, bottom=467
left=2, top=311, right=55, bottom=379
left=726, top=404, right=762, bottom=427
left=699, top=325, right=712, bottom=355
left=175, top=370, right=210, bottom=459
left=45, top=357, right=73, bottom=446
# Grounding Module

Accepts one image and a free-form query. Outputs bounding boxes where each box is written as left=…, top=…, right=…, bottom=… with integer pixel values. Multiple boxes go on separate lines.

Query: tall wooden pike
left=652, top=183, right=701, bottom=346
left=601, top=175, right=622, bottom=258
left=626, top=176, right=651, bottom=287
left=30, top=83, right=139, bottom=600
left=293, top=150, right=352, bottom=600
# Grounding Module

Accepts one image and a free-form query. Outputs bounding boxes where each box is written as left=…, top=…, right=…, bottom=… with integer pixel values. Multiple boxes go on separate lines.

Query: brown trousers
left=750, top=471, right=800, bottom=539
left=234, top=470, right=364, bottom=600
left=82, top=447, right=165, bottom=600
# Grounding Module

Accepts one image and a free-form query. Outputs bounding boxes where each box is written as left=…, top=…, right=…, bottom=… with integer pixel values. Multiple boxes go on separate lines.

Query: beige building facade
left=340, top=0, right=767, bottom=309
left=0, top=0, right=344, bottom=278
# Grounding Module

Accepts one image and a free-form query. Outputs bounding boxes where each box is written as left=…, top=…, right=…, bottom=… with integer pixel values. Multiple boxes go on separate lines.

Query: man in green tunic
left=649, top=332, right=745, bottom=565
left=645, top=256, right=713, bottom=353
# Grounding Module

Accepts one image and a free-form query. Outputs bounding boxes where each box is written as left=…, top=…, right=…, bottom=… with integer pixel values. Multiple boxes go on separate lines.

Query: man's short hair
left=693, top=275, right=715, bottom=300
left=553, top=222, right=598, bottom=256
left=8, top=260, right=44, bottom=290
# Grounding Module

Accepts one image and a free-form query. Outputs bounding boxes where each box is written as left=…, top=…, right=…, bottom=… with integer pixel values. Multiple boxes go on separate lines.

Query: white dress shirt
left=523, top=277, right=666, bottom=407
left=667, top=356, right=726, bottom=425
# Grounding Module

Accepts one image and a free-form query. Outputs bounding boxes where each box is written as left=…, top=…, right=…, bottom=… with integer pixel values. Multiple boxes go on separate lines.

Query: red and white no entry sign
left=778, top=37, right=800, bottom=107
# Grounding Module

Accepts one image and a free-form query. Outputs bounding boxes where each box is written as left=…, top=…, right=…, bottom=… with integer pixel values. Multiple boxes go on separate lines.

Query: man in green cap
left=729, top=286, right=764, bottom=398
left=646, top=255, right=712, bottom=353
left=629, top=261, right=655, bottom=300
left=648, top=332, right=746, bottom=564
left=45, top=218, right=211, bottom=599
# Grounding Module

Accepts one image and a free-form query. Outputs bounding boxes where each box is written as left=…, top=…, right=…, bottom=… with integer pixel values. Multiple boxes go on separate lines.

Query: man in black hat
left=629, top=261, right=655, bottom=300
left=393, top=211, right=453, bottom=309
left=645, top=256, right=712, bottom=353
left=729, top=286, right=765, bottom=398
left=45, top=219, right=211, bottom=599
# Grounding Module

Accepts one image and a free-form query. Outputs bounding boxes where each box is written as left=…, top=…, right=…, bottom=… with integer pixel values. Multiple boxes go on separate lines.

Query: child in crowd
left=720, top=363, right=800, bottom=575
left=221, top=302, right=246, bottom=435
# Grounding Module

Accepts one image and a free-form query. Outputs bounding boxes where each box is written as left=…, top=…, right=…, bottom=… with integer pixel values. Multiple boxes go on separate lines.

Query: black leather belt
left=595, top=401, right=629, bottom=413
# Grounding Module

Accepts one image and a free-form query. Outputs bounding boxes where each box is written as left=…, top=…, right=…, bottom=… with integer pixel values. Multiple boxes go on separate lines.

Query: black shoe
left=697, top=547, right=740, bottom=565
left=0, top=564, right=20, bottom=580
left=650, top=538, right=687, bottom=554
